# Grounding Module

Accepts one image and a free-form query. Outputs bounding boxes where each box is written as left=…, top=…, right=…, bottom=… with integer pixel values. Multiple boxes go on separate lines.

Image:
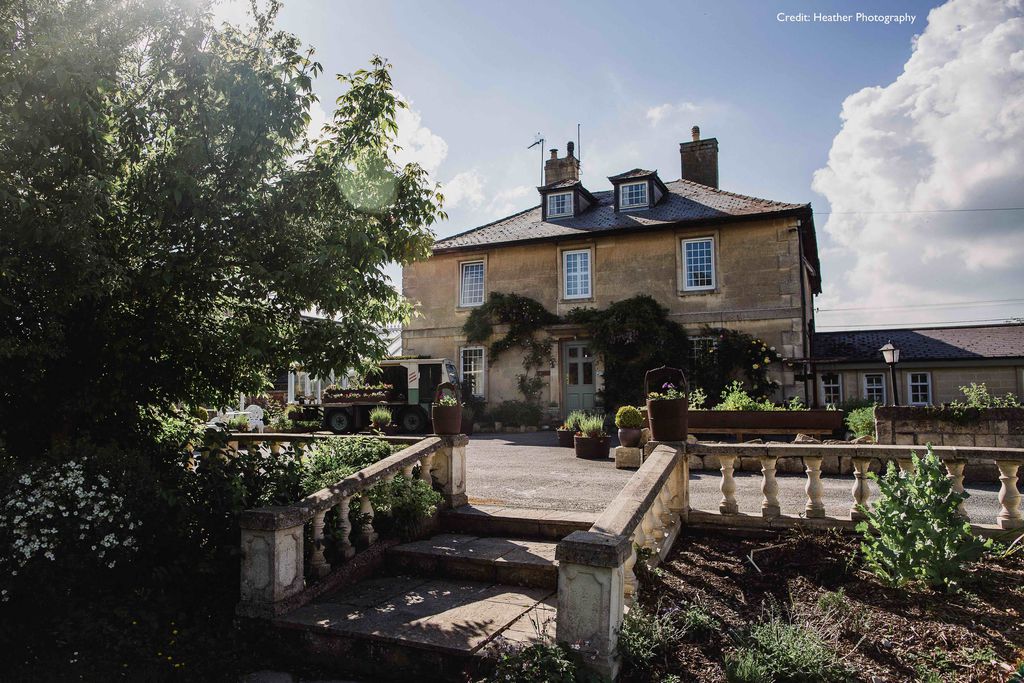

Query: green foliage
left=845, top=406, right=875, bottom=438
left=0, top=0, right=444, bottom=454
left=367, top=476, right=441, bottom=541
left=615, top=405, right=644, bottom=429
left=724, top=606, right=851, bottom=683
left=577, top=414, right=606, bottom=438
left=487, top=400, right=542, bottom=427
left=688, top=386, right=708, bottom=409
left=679, top=600, right=721, bottom=641
left=617, top=602, right=686, bottom=669
left=226, top=414, right=252, bottom=431
left=690, top=328, right=782, bottom=403
left=857, top=447, right=990, bottom=590
left=562, top=409, right=587, bottom=432
left=930, top=382, right=1023, bottom=424
left=292, top=419, right=324, bottom=432
left=435, top=394, right=459, bottom=407
left=714, top=381, right=783, bottom=411
left=369, top=406, right=393, bottom=426
left=485, top=641, right=577, bottom=683
left=647, top=381, right=687, bottom=401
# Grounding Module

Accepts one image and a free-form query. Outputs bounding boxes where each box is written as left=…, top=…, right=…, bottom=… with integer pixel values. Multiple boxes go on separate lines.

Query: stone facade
left=875, top=406, right=1024, bottom=449
left=402, top=215, right=814, bottom=416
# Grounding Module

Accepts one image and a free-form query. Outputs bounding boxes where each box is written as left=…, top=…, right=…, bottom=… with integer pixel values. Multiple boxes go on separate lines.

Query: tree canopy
left=0, top=0, right=445, bottom=451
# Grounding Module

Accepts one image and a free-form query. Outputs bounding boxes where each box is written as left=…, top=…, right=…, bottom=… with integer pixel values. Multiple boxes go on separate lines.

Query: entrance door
left=563, top=342, right=596, bottom=415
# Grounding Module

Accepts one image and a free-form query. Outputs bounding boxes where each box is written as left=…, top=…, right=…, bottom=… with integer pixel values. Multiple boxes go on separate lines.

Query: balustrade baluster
left=310, top=510, right=330, bottom=577
left=622, top=541, right=638, bottom=605
left=944, top=460, right=969, bottom=521
left=649, top=497, right=667, bottom=542
left=401, top=463, right=415, bottom=478
left=719, top=454, right=738, bottom=515
left=269, top=440, right=283, bottom=456
left=359, top=494, right=378, bottom=545
left=419, top=453, right=434, bottom=484
left=668, top=457, right=687, bottom=516
left=896, top=457, right=915, bottom=474
left=850, top=458, right=871, bottom=521
left=336, top=496, right=355, bottom=559
left=760, top=456, right=780, bottom=518
left=657, top=487, right=675, bottom=528
left=640, top=509, right=657, bottom=553
left=996, top=460, right=1023, bottom=530
left=803, top=456, right=826, bottom=519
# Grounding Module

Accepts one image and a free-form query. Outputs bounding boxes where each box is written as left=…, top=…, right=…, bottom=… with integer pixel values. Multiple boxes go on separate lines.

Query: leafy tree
left=0, top=0, right=444, bottom=452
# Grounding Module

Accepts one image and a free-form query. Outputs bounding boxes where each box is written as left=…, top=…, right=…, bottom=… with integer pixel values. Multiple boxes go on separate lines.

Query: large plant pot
left=460, top=410, right=475, bottom=436
left=431, top=405, right=463, bottom=435
left=556, top=429, right=575, bottom=448
left=646, top=397, right=688, bottom=442
left=617, top=427, right=642, bottom=448
left=574, top=435, right=611, bottom=459
left=687, top=409, right=844, bottom=432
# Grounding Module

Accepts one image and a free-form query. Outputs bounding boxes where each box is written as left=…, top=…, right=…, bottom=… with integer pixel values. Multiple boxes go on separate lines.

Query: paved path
left=466, top=432, right=1005, bottom=522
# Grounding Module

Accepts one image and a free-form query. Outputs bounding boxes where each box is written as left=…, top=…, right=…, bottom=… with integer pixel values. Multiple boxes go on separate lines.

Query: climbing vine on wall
left=689, top=327, right=781, bottom=402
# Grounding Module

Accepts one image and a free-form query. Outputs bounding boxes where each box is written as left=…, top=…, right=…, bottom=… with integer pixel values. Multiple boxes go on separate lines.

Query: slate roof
left=607, top=168, right=656, bottom=181
left=813, top=324, right=1024, bottom=363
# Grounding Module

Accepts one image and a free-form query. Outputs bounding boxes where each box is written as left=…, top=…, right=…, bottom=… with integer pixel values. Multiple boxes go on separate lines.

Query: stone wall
left=874, top=406, right=1024, bottom=448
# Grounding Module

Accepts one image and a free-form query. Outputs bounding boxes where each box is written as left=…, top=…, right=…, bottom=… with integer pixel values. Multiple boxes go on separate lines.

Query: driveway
left=465, top=432, right=1005, bottom=522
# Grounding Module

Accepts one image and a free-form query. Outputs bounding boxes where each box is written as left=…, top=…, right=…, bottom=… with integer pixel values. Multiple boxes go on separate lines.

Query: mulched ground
left=625, top=528, right=1024, bottom=682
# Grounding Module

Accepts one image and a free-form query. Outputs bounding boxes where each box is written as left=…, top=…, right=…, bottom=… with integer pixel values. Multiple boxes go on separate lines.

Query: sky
left=217, top=0, right=1024, bottom=330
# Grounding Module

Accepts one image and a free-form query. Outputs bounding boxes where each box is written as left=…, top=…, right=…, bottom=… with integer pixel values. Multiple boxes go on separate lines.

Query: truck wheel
left=326, top=409, right=352, bottom=434
left=398, top=407, right=428, bottom=434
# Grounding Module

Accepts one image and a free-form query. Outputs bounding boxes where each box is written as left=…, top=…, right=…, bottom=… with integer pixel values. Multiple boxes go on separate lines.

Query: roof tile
left=813, top=325, right=1024, bottom=362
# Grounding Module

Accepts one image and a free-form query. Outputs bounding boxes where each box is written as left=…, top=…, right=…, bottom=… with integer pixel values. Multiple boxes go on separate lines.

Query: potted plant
left=574, top=414, right=610, bottom=459
left=369, top=405, right=395, bottom=435
left=431, top=382, right=463, bottom=435
left=645, top=366, right=689, bottom=442
left=556, top=410, right=585, bottom=447
left=615, top=406, right=644, bottom=448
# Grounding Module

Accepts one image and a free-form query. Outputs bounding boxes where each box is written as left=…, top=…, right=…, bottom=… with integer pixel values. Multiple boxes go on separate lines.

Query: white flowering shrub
left=1, top=457, right=140, bottom=601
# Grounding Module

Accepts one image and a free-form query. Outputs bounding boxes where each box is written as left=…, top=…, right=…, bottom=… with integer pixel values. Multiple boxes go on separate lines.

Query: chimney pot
left=566, top=141, right=575, bottom=158
left=691, top=125, right=700, bottom=142
left=549, top=149, right=558, bottom=159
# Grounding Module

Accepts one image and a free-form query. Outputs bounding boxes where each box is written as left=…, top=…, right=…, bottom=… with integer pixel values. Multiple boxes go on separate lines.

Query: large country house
left=401, top=127, right=822, bottom=416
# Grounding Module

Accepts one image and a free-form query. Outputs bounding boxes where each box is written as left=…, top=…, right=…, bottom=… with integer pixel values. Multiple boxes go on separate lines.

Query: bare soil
left=625, top=529, right=1024, bottom=682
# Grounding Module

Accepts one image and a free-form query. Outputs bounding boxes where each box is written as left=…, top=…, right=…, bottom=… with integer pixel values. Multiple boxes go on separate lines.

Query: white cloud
left=442, top=170, right=486, bottom=209
left=811, top=0, right=1024, bottom=327
left=487, top=185, right=534, bottom=217
left=392, top=96, right=449, bottom=176
left=645, top=101, right=699, bottom=126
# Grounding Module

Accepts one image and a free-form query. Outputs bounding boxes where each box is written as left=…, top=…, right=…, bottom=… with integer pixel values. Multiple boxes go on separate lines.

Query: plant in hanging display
left=574, top=414, right=610, bottom=459
left=431, top=383, right=463, bottom=435
left=369, top=405, right=392, bottom=429
left=648, top=382, right=686, bottom=401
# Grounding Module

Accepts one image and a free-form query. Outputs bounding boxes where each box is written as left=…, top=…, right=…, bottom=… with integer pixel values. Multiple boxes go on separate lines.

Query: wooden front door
left=563, top=342, right=596, bottom=415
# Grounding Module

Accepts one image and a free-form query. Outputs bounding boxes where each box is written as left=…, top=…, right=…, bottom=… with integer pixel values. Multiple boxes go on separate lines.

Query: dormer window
left=620, top=181, right=648, bottom=209
left=547, top=192, right=573, bottom=218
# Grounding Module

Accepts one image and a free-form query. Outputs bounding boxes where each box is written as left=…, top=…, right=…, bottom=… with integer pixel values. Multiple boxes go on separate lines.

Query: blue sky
left=218, top=0, right=1024, bottom=329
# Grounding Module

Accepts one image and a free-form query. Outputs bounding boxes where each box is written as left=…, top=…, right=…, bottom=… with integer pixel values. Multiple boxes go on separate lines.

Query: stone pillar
left=555, top=531, right=630, bottom=681
left=237, top=507, right=307, bottom=617
left=804, top=456, right=826, bottom=519
left=996, top=460, right=1023, bottom=530
left=430, top=435, right=469, bottom=508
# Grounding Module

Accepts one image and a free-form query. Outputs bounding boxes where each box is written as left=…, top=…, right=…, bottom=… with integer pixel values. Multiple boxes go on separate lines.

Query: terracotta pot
left=556, top=429, right=575, bottom=448
left=431, top=405, right=462, bottom=435
left=646, top=397, right=688, bottom=442
left=617, top=427, right=642, bottom=448
left=574, top=435, right=611, bottom=459
left=460, top=411, right=475, bottom=436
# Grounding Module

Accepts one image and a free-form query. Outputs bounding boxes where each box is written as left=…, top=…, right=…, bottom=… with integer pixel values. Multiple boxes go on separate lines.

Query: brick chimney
left=679, top=125, right=719, bottom=188
left=543, top=141, right=580, bottom=185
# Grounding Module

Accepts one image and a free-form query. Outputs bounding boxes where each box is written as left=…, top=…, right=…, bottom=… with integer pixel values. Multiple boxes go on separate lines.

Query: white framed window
left=460, top=346, right=486, bottom=398
left=908, top=372, right=932, bottom=406
left=562, top=249, right=592, bottom=299
left=689, top=336, right=718, bottom=368
left=459, top=260, right=484, bottom=307
left=682, top=237, right=716, bottom=291
left=863, top=373, right=886, bottom=404
left=820, top=373, right=843, bottom=406
left=620, top=181, right=648, bottom=209
left=547, top=192, right=572, bottom=218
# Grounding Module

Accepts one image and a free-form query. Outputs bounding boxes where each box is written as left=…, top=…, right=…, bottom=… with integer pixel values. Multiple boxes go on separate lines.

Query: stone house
left=811, top=323, right=1024, bottom=408
left=401, top=127, right=822, bottom=418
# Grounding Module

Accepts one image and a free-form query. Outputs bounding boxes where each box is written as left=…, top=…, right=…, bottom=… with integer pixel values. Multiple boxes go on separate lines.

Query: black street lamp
left=879, top=341, right=900, bottom=406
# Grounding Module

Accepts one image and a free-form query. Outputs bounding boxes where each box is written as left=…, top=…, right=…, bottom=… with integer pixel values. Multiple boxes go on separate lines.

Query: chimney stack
left=679, top=125, right=719, bottom=188
left=543, top=141, right=580, bottom=186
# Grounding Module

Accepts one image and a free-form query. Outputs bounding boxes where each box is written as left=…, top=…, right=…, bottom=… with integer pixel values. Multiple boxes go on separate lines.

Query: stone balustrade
left=685, top=442, right=1024, bottom=531
left=236, top=434, right=468, bottom=618
left=555, top=443, right=687, bottom=680
left=224, top=431, right=422, bottom=454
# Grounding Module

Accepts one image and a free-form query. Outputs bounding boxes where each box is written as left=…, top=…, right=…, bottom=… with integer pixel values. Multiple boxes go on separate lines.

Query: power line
left=816, top=317, right=1021, bottom=330
left=813, top=207, right=1024, bottom=215
left=816, top=297, right=1024, bottom=313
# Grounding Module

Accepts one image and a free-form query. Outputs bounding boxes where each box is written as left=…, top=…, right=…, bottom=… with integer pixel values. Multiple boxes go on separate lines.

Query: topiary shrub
left=845, top=406, right=875, bottom=438
left=857, top=446, right=990, bottom=590
left=614, top=405, right=644, bottom=429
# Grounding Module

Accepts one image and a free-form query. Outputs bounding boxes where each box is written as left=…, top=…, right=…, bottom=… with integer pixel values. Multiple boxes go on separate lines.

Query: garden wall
left=874, top=406, right=1024, bottom=448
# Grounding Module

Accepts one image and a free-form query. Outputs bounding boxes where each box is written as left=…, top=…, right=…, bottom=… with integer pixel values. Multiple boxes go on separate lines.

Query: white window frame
left=862, top=373, right=886, bottom=405
left=689, top=336, right=718, bottom=366
left=459, top=260, right=485, bottom=307
left=562, top=248, right=592, bottom=300
left=547, top=191, right=573, bottom=218
left=907, top=372, right=932, bottom=406
left=820, top=373, right=843, bottom=406
left=681, top=236, right=716, bottom=291
left=460, top=346, right=486, bottom=398
left=619, top=181, right=649, bottom=209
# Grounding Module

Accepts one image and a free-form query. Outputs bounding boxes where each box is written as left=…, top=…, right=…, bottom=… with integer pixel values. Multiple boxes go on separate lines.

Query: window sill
left=678, top=288, right=718, bottom=297
left=456, top=303, right=484, bottom=311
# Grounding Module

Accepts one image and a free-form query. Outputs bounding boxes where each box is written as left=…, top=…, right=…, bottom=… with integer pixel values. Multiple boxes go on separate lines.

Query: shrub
left=679, top=600, right=721, bottom=641
left=368, top=476, right=442, bottom=541
left=369, top=405, right=392, bottom=427
left=225, top=414, right=250, bottom=431
left=714, top=381, right=781, bottom=411
left=485, top=641, right=576, bottom=683
left=857, top=447, right=990, bottom=590
left=292, top=418, right=323, bottom=432
left=562, top=409, right=587, bottom=432
left=615, top=405, right=644, bottom=429
left=301, top=437, right=392, bottom=493
left=578, top=414, right=606, bottom=438
left=845, top=406, right=875, bottom=438
left=724, top=606, right=851, bottom=682
left=955, top=382, right=1021, bottom=409
left=688, top=386, right=708, bottom=409
left=617, top=602, right=685, bottom=669
left=488, top=400, right=542, bottom=427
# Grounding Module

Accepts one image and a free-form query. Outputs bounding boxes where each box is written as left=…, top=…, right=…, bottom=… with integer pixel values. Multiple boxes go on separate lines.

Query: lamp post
left=879, top=341, right=900, bottom=406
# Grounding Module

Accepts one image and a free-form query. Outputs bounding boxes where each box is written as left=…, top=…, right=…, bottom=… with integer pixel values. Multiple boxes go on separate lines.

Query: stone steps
left=386, top=533, right=559, bottom=589
left=441, top=504, right=595, bottom=540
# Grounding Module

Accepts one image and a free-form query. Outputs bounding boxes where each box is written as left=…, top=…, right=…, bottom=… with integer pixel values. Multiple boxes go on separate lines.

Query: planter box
left=687, top=409, right=845, bottom=434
